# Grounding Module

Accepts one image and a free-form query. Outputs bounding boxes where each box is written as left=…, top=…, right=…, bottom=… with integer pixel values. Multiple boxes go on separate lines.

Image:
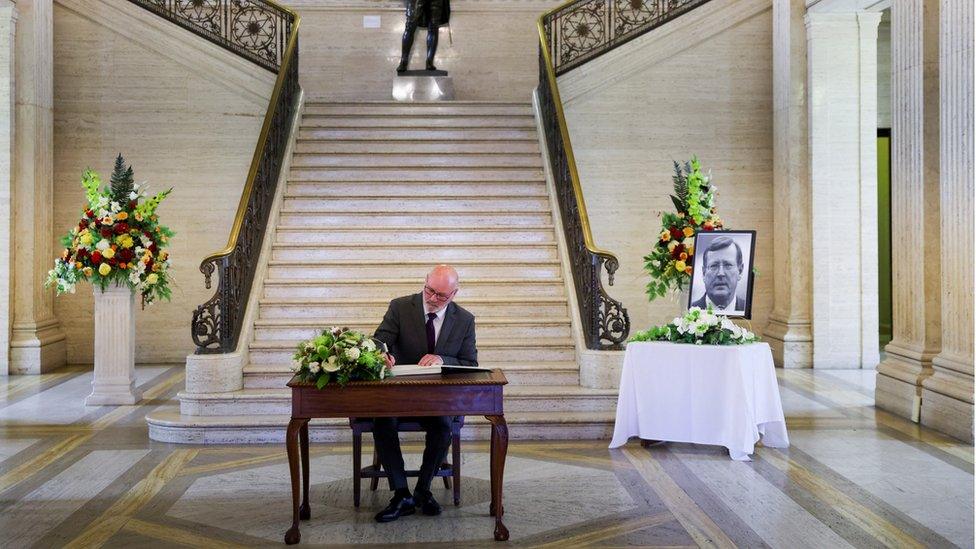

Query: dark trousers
left=372, top=415, right=452, bottom=492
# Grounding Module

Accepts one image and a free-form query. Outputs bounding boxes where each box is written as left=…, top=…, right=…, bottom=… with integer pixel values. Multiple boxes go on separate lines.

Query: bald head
left=423, top=264, right=459, bottom=312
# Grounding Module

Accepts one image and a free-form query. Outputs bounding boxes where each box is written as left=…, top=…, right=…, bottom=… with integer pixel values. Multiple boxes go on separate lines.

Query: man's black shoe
left=374, top=494, right=415, bottom=523
left=414, top=489, right=442, bottom=516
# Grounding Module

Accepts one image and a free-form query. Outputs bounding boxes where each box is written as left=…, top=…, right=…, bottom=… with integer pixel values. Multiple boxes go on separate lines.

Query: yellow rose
left=687, top=245, right=694, bottom=256
left=101, top=216, right=114, bottom=225
left=660, top=230, right=671, bottom=242
left=683, top=226, right=695, bottom=238
left=116, top=234, right=134, bottom=249
left=116, top=211, right=128, bottom=221
left=134, top=212, right=143, bottom=222
left=674, top=260, right=687, bottom=272
left=667, top=241, right=678, bottom=252
left=102, top=248, right=115, bottom=259
left=159, top=251, right=168, bottom=261
left=79, top=231, right=93, bottom=245
left=146, top=273, right=159, bottom=285
left=82, top=267, right=93, bottom=277
left=98, top=263, right=111, bottom=276
left=152, top=263, right=161, bottom=272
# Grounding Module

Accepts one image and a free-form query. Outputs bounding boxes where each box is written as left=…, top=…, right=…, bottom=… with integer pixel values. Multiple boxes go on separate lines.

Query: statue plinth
left=393, top=71, right=455, bottom=102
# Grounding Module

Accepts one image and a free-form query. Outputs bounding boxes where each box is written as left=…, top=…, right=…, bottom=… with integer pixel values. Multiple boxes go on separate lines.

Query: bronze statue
left=397, top=0, right=451, bottom=72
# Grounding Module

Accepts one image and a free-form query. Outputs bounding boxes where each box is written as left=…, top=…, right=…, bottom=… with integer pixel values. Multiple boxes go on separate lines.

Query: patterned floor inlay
left=0, top=365, right=972, bottom=548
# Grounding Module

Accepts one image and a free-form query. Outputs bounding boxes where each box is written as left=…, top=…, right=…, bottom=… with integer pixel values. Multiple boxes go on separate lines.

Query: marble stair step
left=290, top=153, right=541, bottom=169
left=300, top=115, right=536, bottom=129
left=247, top=338, right=576, bottom=365
left=262, top=278, right=566, bottom=299
left=277, top=211, right=553, bottom=228
left=281, top=196, right=551, bottom=213
left=146, top=408, right=616, bottom=443
left=288, top=167, right=545, bottom=182
left=252, top=317, right=573, bottom=341
left=274, top=226, right=555, bottom=245
left=266, top=259, right=563, bottom=280
left=176, top=384, right=614, bottom=417
left=270, top=242, right=558, bottom=262
left=294, top=141, right=541, bottom=155
left=242, top=361, right=580, bottom=388
left=298, top=128, right=537, bottom=141
left=285, top=181, right=548, bottom=197
left=257, top=297, right=569, bottom=319
left=303, top=102, right=533, bottom=117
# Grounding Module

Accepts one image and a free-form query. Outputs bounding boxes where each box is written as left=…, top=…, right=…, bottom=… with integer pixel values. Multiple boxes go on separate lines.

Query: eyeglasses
left=705, top=261, right=739, bottom=274
left=424, top=285, right=456, bottom=301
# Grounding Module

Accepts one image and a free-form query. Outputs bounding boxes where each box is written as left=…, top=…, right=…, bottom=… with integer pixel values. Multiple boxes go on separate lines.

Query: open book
left=389, top=364, right=491, bottom=377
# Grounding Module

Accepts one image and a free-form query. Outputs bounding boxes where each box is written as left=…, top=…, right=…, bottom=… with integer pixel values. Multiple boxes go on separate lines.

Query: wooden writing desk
left=284, top=369, right=509, bottom=544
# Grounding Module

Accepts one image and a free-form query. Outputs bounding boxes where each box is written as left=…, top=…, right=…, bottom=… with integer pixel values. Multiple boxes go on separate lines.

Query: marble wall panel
left=560, top=7, right=775, bottom=334
left=50, top=1, right=273, bottom=364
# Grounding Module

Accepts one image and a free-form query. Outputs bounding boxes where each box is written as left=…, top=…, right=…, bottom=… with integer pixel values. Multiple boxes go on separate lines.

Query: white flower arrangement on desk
left=292, top=327, right=389, bottom=388
left=629, top=307, right=759, bottom=345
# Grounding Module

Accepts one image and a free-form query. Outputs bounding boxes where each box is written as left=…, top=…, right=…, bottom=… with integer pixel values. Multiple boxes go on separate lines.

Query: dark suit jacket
left=691, top=295, right=744, bottom=312
left=373, top=293, right=477, bottom=366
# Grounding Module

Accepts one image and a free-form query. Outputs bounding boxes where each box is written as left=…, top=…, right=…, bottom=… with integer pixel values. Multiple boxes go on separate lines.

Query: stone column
left=8, top=0, right=66, bottom=374
left=805, top=11, right=882, bottom=369
left=875, top=0, right=942, bottom=420
left=765, top=0, right=814, bottom=368
left=0, top=0, right=15, bottom=376
left=921, top=0, right=973, bottom=442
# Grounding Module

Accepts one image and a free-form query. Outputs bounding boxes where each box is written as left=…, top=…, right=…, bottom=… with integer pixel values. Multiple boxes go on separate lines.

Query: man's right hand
left=384, top=353, right=395, bottom=368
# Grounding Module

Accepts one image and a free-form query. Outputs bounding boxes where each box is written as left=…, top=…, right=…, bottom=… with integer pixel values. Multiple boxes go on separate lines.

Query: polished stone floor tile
left=0, top=365, right=972, bottom=548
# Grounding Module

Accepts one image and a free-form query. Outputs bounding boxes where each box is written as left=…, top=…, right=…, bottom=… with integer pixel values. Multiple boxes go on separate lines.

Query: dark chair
left=350, top=416, right=464, bottom=508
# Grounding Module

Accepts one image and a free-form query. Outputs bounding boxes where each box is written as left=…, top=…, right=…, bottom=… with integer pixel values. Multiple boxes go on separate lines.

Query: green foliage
left=293, top=327, right=388, bottom=388
left=629, top=307, right=759, bottom=346
left=110, top=154, right=135, bottom=203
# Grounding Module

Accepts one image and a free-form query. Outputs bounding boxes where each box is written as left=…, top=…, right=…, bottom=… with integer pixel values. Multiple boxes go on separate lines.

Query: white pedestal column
left=86, top=284, right=142, bottom=406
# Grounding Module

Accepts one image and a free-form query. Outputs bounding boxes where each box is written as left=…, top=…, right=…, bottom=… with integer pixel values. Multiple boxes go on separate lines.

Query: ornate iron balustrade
left=127, top=0, right=292, bottom=72
left=543, top=0, right=712, bottom=75
left=536, top=45, right=629, bottom=350
left=187, top=5, right=301, bottom=353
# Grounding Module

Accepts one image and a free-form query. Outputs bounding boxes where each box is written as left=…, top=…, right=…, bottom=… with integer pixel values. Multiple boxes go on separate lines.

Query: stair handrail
left=543, top=0, right=713, bottom=76
left=126, top=0, right=304, bottom=354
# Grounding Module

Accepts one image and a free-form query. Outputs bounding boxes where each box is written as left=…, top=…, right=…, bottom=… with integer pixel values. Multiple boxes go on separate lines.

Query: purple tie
left=426, top=312, right=436, bottom=353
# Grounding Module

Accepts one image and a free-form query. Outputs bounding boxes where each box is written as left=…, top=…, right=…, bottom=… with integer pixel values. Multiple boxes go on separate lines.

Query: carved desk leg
left=300, top=420, right=311, bottom=520
left=285, top=418, right=309, bottom=545
left=486, top=414, right=509, bottom=541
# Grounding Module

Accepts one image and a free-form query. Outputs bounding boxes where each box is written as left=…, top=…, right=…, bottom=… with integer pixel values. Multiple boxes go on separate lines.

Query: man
left=396, top=0, right=451, bottom=72
left=371, top=264, right=477, bottom=523
left=691, top=236, right=746, bottom=314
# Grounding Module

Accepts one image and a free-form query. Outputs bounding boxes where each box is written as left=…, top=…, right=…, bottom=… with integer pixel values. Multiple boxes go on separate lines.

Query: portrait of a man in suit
left=370, top=264, right=477, bottom=523
left=689, top=232, right=755, bottom=317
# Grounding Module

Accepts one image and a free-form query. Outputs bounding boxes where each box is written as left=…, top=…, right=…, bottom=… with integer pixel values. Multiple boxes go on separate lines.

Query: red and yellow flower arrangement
left=46, top=155, right=174, bottom=306
left=643, top=156, right=723, bottom=300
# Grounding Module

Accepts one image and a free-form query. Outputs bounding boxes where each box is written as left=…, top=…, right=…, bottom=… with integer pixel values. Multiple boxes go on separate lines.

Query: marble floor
left=0, top=366, right=972, bottom=548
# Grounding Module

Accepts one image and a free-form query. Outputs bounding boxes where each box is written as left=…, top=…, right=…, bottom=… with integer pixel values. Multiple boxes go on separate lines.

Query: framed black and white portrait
left=687, top=230, right=756, bottom=318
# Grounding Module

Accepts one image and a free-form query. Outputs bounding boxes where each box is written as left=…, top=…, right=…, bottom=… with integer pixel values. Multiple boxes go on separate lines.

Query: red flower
left=119, top=248, right=135, bottom=263
left=149, top=243, right=158, bottom=254
left=107, top=257, right=117, bottom=267
left=669, top=227, right=683, bottom=241
left=77, top=248, right=89, bottom=259
left=85, top=209, right=95, bottom=219
left=91, top=251, right=102, bottom=264
left=670, top=243, right=685, bottom=260
left=113, top=223, right=128, bottom=235
left=78, top=221, right=87, bottom=231
left=100, top=228, right=112, bottom=238
left=128, top=200, right=137, bottom=209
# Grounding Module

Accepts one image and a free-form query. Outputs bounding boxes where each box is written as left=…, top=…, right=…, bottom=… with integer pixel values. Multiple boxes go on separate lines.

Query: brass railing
left=543, top=0, right=712, bottom=76
left=536, top=43, right=629, bottom=350
left=155, top=2, right=302, bottom=353
left=127, top=0, right=293, bottom=72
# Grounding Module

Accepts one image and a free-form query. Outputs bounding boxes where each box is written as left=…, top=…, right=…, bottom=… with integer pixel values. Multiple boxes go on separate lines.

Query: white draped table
left=609, top=341, right=789, bottom=460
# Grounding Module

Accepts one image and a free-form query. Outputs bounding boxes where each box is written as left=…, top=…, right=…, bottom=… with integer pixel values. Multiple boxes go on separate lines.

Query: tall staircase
left=151, top=101, right=618, bottom=442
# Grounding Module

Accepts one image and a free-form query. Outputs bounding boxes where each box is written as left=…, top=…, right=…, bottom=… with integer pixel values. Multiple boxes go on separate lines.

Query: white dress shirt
left=706, top=296, right=743, bottom=314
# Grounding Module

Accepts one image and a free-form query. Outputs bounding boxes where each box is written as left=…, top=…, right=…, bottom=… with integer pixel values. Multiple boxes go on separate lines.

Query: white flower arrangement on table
left=292, top=327, right=389, bottom=388
left=629, top=307, right=758, bottom=345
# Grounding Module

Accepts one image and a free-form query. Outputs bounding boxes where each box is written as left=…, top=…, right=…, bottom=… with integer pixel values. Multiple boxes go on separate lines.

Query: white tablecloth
left=609, top=341, right=789, bottom=460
